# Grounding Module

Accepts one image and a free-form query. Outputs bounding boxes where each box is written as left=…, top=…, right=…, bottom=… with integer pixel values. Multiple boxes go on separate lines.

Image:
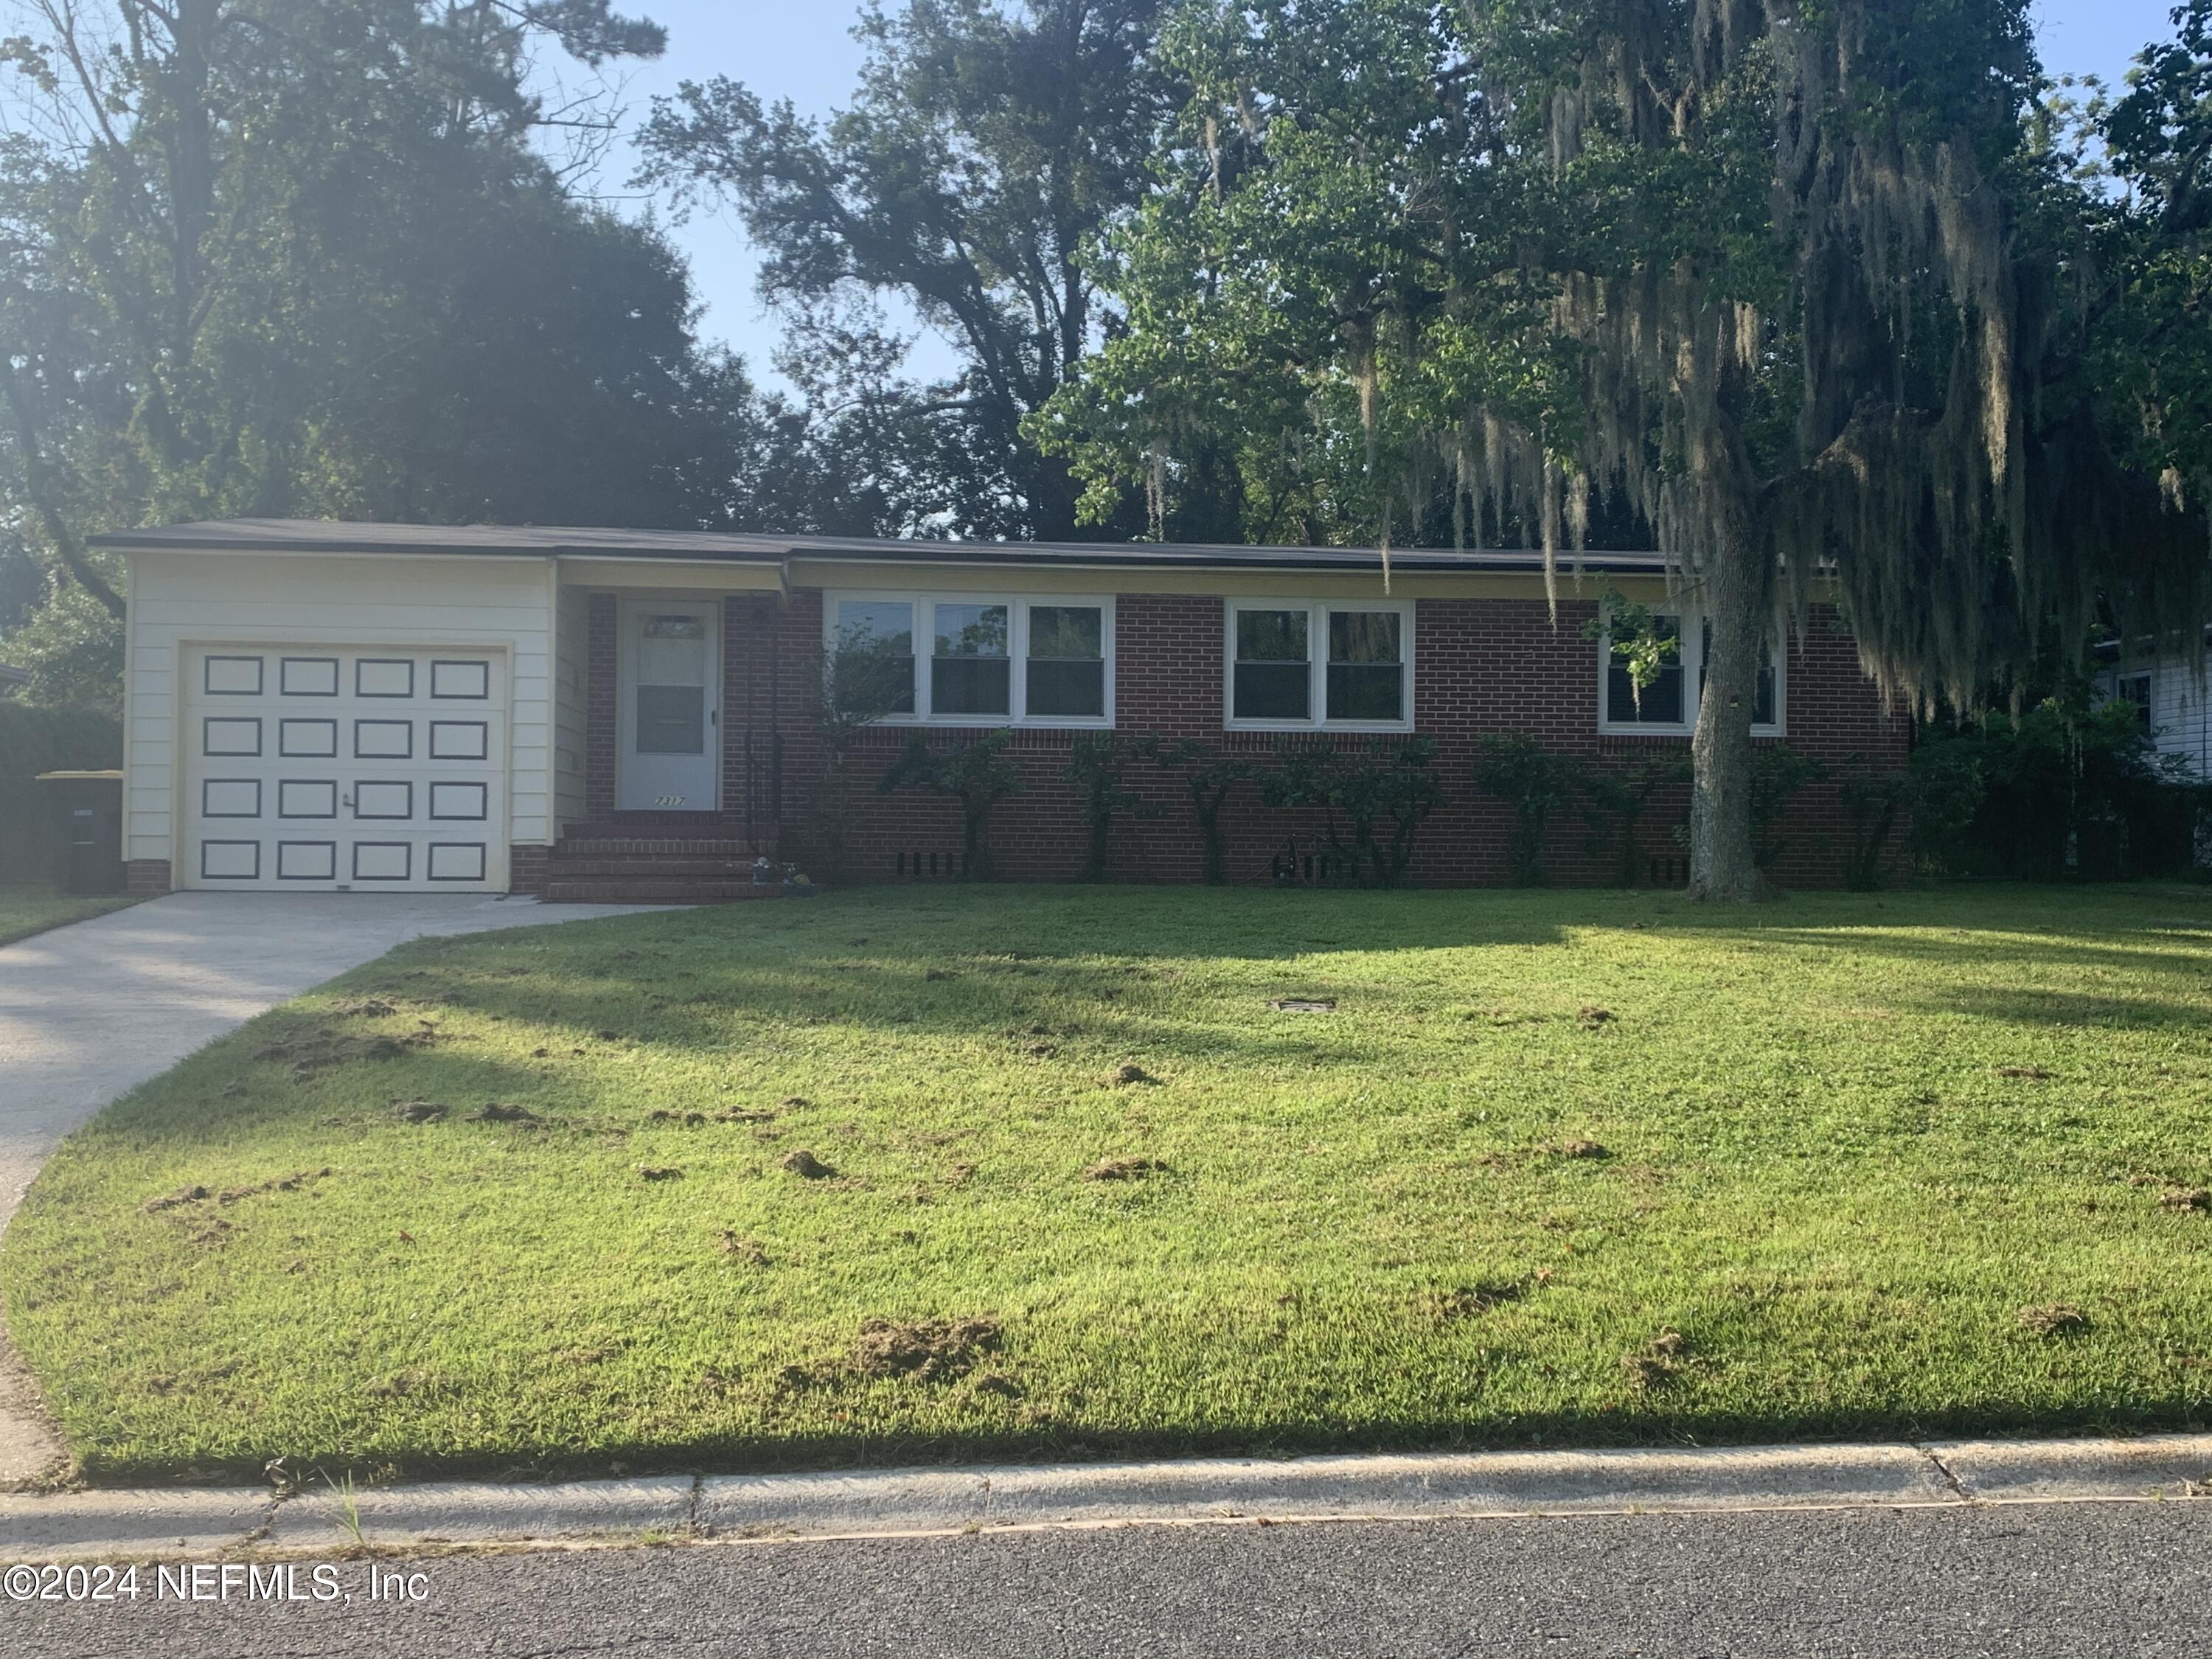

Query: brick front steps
left=544, top=820, right=801, bottom=903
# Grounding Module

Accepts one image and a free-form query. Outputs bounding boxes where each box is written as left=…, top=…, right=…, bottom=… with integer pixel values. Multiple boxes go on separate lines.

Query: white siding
left=552, top=583, right=590, bottom=827
left=126, top=551, right=558, bottom=865
left=2102, top=645, right=2212, bottom=779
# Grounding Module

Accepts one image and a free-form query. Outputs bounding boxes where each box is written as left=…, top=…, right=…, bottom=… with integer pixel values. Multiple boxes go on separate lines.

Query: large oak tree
left=1036, top=0, right=2211, bottom=899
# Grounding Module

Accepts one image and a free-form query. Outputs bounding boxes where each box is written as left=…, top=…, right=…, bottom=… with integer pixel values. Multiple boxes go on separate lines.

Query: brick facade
left=662, top=588, right=1907, bottom=890
left=507, top=844, right=550, bottom=895
left=124, top=858, right=172, bottom=895
left=563, top=584, right=1904, bottom=889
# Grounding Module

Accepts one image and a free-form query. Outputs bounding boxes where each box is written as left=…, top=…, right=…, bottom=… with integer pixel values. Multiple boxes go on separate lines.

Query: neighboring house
left=0, top=663, right=30, bottom=695
left=2095, top=625, right=2212, bottom=782
left=91, top=519, right=1907, bottom=899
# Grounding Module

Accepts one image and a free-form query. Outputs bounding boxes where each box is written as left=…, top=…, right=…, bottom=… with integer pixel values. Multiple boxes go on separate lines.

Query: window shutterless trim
left=1222, top=598, right=1414, bottom=732
left=1595, top=608, right=1786, bottom=737
left=823, top=591, right=1115, bottom=728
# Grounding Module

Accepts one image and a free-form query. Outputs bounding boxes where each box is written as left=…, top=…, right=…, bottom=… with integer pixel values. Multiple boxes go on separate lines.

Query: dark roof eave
left=86, top=518, right=1673, bottom=574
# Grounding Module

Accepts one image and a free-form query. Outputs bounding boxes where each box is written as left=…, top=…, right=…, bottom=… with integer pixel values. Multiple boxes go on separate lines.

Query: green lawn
left=0, top=881, right=140, bottom=947
left=7, top=883, right=2212, bottom=1484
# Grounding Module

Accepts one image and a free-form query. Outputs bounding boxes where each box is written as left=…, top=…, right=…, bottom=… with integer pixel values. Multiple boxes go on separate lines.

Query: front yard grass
left=0, top=881, right=140, bottom=947
left=6, top=883, right=2212, bottom=1484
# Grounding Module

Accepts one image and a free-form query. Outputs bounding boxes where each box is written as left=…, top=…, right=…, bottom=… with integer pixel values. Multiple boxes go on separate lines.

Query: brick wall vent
left=895, top=849, right=970, bottom=880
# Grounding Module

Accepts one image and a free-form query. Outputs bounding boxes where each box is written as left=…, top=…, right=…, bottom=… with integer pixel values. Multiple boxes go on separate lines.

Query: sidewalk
left=4, top=1434, right=2208, bottom=1560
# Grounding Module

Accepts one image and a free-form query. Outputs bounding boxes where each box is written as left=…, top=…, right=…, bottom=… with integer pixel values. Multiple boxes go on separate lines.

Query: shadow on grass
left=29, top=881, right=2212, bottom=1489
left=324, top=887, right=2212, bottom=1075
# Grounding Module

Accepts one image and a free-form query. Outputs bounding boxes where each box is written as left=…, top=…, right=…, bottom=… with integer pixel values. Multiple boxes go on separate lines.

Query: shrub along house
left=96, top=519, right=1907, bottom=899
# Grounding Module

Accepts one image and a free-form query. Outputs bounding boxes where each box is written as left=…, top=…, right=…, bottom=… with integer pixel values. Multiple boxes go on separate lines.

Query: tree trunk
left=1687, top=519, right=1764, bottom=902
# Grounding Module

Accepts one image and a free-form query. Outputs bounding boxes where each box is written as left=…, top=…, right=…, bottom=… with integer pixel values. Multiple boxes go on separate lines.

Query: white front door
left=618, top=600, right=720, bottom=810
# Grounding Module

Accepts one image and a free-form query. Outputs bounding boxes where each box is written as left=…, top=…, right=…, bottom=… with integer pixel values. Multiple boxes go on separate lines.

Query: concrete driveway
left=0, top=891, right=669, bottom=1482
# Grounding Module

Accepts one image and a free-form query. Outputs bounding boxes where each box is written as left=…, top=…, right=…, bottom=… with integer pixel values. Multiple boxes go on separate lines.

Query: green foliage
left=0, top=582, right=123, bottom=714
left=1471, top=734, right=1576, bottom=886
left=1576, top=757, right=1691, bottom=888
left=1263, top=737, right=1443, bottom=888
left=0, top=0, right=813, bottom=708
left=1834, top=745, right=1992, bottom=890
left=1748, top=745, right=1826, bottom=872
left=1584, top=590, right=1680, bottom=712
left=878, top=728, right=1024, bottom=879
left=639, top=0, right=1177, bottom=540
left=1064, top=733, right=1153, bottom=883
left=1138, top=736, right=1262, bottom=884
left=0, top=702, right=122, bottom=880
left=1918, top=700, right=2206, bottom=880
left=1033, top=0, right=2199, bottom=899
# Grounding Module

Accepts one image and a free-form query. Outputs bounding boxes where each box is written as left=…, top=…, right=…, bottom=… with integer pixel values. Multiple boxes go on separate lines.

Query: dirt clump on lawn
left=2020, top=1303, right=2090, bottom=1338
left=144, top=1167, right=332, bottom=1213
left=852, top=1316, right=1002, bottom=1383
left=1084, top=1156, right=1167, bottom=1182
left=2160, top=1187, right=2211, bottom=1212
left=716, top=1231, right=770, bottom=1265
left=1107, top=1062, right=1156, bottom=1086
left=468, top=1102, right=540, bottom=1123
left=390, top=1099, right=448, bottom=1124
left=781, top=1149, right=838, bottom=1180
left=142, top=1184, right=212, bottom=1213
left=1430, top=1281, right=1527, bottom=1321
left=1621, top=1329, right=1688, bottom=1390
left=1552, top=1138, right=1610, bottom=1160
left=330, top=997, right=397, bottom=1018
left=216, top=1168, right=332, bottom=1205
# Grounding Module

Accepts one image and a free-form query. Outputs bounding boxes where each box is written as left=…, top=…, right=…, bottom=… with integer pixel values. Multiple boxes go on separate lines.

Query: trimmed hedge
left=1, top=703, right=122, bottom=881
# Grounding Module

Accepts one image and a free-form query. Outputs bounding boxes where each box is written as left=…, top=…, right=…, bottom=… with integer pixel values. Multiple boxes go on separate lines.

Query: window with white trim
left=2115, top=671, right=2153, bottom=731
left=1598, top=610, right=1784, bottom=734
left=1225, top=599, right=1413, bottom=729
left=826, top=594, right=1113, bottom=726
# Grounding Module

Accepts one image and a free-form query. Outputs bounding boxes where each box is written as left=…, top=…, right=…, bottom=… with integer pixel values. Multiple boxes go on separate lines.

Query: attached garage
left=180, top=645, right=509, bottom=891
left=113, top=538, right=560, bottom=896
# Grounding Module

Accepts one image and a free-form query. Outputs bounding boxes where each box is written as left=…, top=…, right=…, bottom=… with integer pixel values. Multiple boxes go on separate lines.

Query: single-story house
left=93, top=519, right=1908, bottom=898
left=2096, top=625, right=2212, bottom=779
left=2095, top=625, right=2212, bottom=870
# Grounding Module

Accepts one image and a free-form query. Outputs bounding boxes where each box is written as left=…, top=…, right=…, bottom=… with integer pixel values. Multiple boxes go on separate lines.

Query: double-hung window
left=1225, top=599, right=1413, bottom=728
left=827, top=594, right=1112, bottom=725
left=932, top=602, right=1010, bottom=715
left=1027, top=605, right=1108, bottom=717
left=1597, top=608, right=1784, bottom=734
left=2115, top=671, right=2153, bottom=731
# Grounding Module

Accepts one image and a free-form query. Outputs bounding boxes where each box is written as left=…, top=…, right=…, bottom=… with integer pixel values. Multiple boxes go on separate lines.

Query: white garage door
left=181, top=646, right=508, bottom=891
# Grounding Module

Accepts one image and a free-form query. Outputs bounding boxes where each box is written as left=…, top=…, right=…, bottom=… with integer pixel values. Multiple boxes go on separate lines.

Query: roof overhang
left=90, top=518, right=1673, bottom=579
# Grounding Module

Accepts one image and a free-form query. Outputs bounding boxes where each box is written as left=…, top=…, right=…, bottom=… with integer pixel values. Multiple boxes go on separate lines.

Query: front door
left=618, top=600, right=720, bottom=810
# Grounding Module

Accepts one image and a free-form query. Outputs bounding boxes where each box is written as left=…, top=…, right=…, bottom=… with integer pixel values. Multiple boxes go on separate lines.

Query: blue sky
left=591, top=0, right=2185, bottom=389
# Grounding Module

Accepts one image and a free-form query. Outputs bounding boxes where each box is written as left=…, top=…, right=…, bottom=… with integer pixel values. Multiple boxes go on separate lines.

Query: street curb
left=2, top=1435, right=2209, bottom=1560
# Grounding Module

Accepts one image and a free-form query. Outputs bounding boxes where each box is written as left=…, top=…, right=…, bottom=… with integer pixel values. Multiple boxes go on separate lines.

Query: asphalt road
left=10, top=1503, right=2208, bottom=1658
